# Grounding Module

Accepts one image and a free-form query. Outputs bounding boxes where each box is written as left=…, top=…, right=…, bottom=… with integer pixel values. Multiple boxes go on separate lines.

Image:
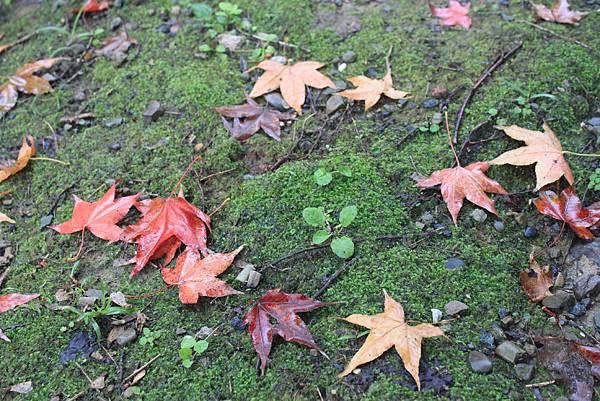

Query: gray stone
left=524, top=226, right=538, bottom=238
left=431, top=112, right=443, bottom=125
left=73, top=89, right=86, bottom=101
left=40, top=214, right=53, bottom=228
left=470, top=209, right=487, bottom=223
left=469, top=351, right=492, bottom=373
left=104, top=117, right=123, bottom=128
left=217, top=33, right=244, bottom=52
left=419, top=211, right=434, bottom=226
left=109, top=143, right=121, bottom=151
left=595, top=312, right=600, bottom=328
left=270, top=55, right=287, bottom=64
left=555, top=398, right=568, bottom=401
left=326, top=96, right=346, bottom=114
left=574, top=274, right=600, bottom=299
left=494, top=221, right=505, bottom=232
left=495, top=341, right=526, bottom=364
left=588, top=117, right=600, bottom=127
left=422, top=99, right=439, bottom=109
left=110, top=17, right=123, bottom=31
left=114, top=0, right=124, bottom=8
left=341, top=51, right=357, bottom=63
left=541, top=290, right=576, bottom=311
left=514, top=363, right=535, bottom=382
left=78, top=296, right=98, bottom=307
left=445, top=300, right=468, bottom=316
left=246, top=271, right=261, bottom=288
left=240, top=72, right=250, bottom=82
left=265, top=93, right=290, bottom=111
left=445, top=258, right=465, bottom=270
left=143, top=100, right=164, bottom=123
left=85, top=289, right=103, bottom=299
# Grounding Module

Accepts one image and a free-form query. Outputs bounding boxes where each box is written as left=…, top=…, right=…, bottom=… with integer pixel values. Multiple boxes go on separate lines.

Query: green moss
left=0, top=0, right=598, bottom=400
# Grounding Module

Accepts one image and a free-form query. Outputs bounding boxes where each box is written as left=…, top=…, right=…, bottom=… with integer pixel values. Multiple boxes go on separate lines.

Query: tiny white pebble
left=338, top=63, right=347, bottom=72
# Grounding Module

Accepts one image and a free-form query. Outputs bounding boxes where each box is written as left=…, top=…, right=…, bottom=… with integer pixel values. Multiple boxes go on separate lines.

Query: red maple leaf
left=533, top=187, right=600, bottom=240
left=429, top=0, right=472, bottom=29
left=121, top=191, right=211, bottom=277
left=50, top=184, right=139, bottom=241
left=243, top=289, right=328, bottom=374
left=71, top=0, right=110, bottom=13
left=0, top=270, right=40, bottom=342
left=162, top=246, right=243, bottom=304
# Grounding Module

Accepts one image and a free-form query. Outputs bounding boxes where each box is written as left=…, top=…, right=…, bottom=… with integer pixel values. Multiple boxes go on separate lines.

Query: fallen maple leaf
left=0, top=58, right=67, bottom=118
left=121, top=191, right=211, bottom=277
left=71, top=0, right=110, bottom=13
left=336, top=61, right=410, bottom=111
left=95, top=31, right=138, bottom=63
left=417, top=161, right=507, bottom=224
left=429, top=0, right=472, bottom=29
left=519, top=256, right=553, bottom=303
left=0, top=269, right=40, bottom=342
left=0, top=212, right=15, bottom=224
left=162, top=246, right=243, bottom=304
left=50, top=184, right=139, bottom=242
left=249, top=60, right=335, bottom=114
left=533, top=0, right=588, bottom=24
left=490, top=123, right=574, bottom=191
left=339, top=291, right=444, bottom=390
left=214, top=97, right=295, bottom=141
left=244, top=289, right=327, bottom=374
left=533, top=187, right=600, bottom=240
left=0, top=135, right=36, bottom=183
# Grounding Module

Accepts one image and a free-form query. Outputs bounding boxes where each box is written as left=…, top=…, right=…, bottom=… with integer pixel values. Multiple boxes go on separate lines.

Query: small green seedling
left=313, top=166, right=352, bottom=186
left=139, top=328, right=162, bottom=346
left=418, top=123, right=440, bottom=134
left=65, top=291, right=134, bottom=339
left=302, top=205, right=357, bottom=259
left=588, top=168, right=600, bottom=191
left=179, top=335, right=209, bottom=368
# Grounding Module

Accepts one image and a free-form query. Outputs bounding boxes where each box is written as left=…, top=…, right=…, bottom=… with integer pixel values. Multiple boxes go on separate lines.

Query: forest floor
left=1, top=0, right=600, bottom=400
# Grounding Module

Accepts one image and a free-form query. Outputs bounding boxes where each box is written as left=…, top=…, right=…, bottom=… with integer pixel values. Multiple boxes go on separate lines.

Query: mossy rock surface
left=0, top=0, right=599, bottom=400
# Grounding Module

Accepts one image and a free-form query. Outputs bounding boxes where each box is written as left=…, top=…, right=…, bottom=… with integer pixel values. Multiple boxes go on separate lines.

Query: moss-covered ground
left=1, top=0, right=599, bottom=400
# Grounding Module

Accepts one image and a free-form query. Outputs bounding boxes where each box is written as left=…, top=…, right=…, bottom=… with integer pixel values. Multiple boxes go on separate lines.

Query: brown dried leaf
left=95, top=31, right=138, bottom=63
left=533, top=0, right=588, bottom=24
left=336, top=68, right=410, bottom=111
left=519, top=257, right=553, bottom=303
left=0, top=135, right=36, bottom=183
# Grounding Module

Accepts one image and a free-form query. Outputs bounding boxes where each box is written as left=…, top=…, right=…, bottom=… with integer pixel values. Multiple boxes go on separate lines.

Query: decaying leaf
left=0, top=58, right=67, bottom=118
left=533, top=187, right=600, bottom=240
left=95, top=31, right=138, bottom=64
left=249, top=60, right=335, bottom=114
left=0, top=269, right=40, bottom=342
left=162, top=246, right=243, bottom=304
left=537, top=336, right=598, bottom=401
left=519, top=256, right=553, bottom=303
left=50, top=184, right=139, bottom=242
left=71, top=0, right=109, bottom=13
left=5, top=381, right=33, bottom=394
left=121, top=191, right=211, bottom=277
left=429, top=0, right=472, bottom=29
left=214, top=97, right=295, bottom=141
left=416, top=161, right=507, bottom=224
left=339, top=291, right=444, bottom=390
left=244, top=289, right=327, bottom=374
left=490, top=123, right=574, bottom=191
left=0, top=212, right=15, bottom=224
left=533, top=0, right=588, bottom=24
left=0, top=135, right=36, bottom=183
left=336, top=62, right=410, bottom=111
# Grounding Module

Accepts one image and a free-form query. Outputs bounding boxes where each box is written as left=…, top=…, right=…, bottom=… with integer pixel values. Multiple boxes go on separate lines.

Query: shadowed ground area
left=0, top=0, right=599, bottom=400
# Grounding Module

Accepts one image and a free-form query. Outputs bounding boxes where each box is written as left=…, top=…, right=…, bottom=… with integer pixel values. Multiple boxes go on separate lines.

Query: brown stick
left=453, top=42, right=522, bottom=144
left=122, top=354, right=161, bottom=384
left=313, top=260, right=354, bottom=299
left=519, top=20, right=593, bottom=51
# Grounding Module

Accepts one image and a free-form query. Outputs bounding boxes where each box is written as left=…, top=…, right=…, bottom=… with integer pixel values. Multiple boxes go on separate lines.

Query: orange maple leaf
left=0, top=135, right=36, bottom=183
left=249, top=60, right=334, bottom=114
left=338, top=291, right=444, bottom=390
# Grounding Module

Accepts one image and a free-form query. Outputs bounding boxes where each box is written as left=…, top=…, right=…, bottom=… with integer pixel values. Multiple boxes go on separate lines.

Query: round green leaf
left=312, top=230, right=331, bottom=245
left=181, top=335, right=196, bottom=349
left=330, top=236, right=355, bottom=259
left=338, top=166, right=352, bottom=177
left=182, top=359, right=193, bottom=369
left=179, top=348, right=193, bottom=360
left=313, top=168, right=332, bottom=186
left=302, top=207, right=325, bottom=227
left=194, top=340, right=209, bottom=354
left=339, top=206, right=358, bottom=227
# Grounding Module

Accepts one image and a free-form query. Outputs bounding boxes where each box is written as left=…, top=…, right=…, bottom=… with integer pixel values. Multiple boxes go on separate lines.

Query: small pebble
left=480, top=332, right=495, bottom=348
left=114, top=0, right=124, bottom=7
left=445, top=258, right=465, bottom=270
left=523, top=226, right=537, bottom=238
left=230, top=316, right=244, bottom=331
left=469, top=351, right=493, bottom=373
left=470, top=209, right=487, bottom=223
left=422, top=99, right=439, bottom=109
left=493, top=221, right=505, bottom=231
left=109, top=143, right=121, bottom=151
left=341, top=51, right=357, bottom=63
left=110, top=17, right=123, bottom=31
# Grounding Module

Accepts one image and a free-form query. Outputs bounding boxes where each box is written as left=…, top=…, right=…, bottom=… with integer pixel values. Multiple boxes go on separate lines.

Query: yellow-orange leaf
left=0, top=135, right=36, bottom=183
left=249, top=60, right=334, bottom=114
left=339, top=291, right=444, bottom=390
left=489, top=123, right=574, bottom=190
left=337, top=71, right=410, bottom=111
left=0, top=212, right=15, bottom=224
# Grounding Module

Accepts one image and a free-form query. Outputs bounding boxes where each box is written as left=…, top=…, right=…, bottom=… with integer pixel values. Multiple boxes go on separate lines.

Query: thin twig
left=122, top=354, right=161, bottom=384
left=199, top=167, right=236, bottom=182
left=313, top=260, right=354, bottom=299
left=518, top=20, right=593, bottom=51
left=453, top=42, right=522, bottom=144
left=209, top=197, right=230, bottom=217
left=525, top=380, right=555, bottom=388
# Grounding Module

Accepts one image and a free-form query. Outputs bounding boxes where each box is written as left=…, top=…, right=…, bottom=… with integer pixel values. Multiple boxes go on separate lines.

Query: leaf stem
left=170, top=156, right=202, bottom=197
left=30, top=156, right=70, bottom=165
left=445, top=111, right=460, bottom=166
left=562, top=150, right=600, bottom=158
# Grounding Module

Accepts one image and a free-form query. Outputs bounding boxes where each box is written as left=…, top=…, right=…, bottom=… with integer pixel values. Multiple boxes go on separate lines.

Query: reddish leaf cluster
left=71, top=0, right=109, bottom=14
left=0, top=270, right=40, bottom=342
